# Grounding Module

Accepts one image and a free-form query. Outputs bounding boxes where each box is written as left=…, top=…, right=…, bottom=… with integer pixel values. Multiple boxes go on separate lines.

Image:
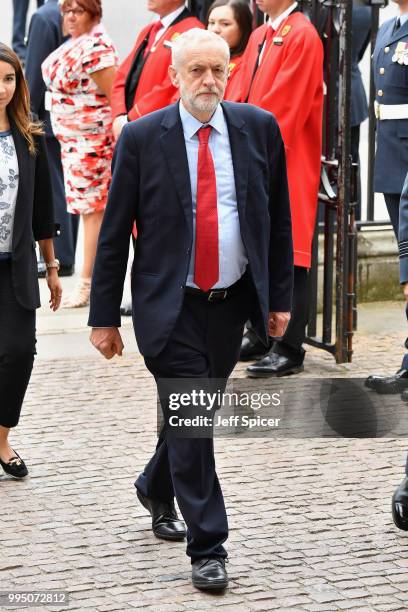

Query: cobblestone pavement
left=1, top=296, right=408, bottom=611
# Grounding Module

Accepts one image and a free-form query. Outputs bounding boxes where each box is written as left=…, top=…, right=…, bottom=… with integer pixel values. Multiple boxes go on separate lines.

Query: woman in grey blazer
left=0, top=43, right=62, bottom=479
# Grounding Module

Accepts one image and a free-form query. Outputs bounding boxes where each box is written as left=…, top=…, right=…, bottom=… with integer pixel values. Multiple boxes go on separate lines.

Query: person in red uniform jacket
left=206, top=0, right=253, bottom=101
left=237, top=0, right=324, bottom=377
left=111, top=0, right=203, bottom=141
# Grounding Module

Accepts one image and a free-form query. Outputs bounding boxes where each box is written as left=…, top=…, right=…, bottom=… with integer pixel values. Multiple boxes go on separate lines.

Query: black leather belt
left=184, top=273, right=247, bottom=302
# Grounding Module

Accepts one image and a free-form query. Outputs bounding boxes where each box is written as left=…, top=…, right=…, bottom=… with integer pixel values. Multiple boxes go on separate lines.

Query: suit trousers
left=272, top=265, right=309, bottom=360
left=12, top=0, right=44, bottom=61
left=46, top=137, right=79, bottom=266
left=384, top=193, right=400, bottom=239
left=135, top=275, right=255, bottom=561
left=0, top=260, right=36, bottom=429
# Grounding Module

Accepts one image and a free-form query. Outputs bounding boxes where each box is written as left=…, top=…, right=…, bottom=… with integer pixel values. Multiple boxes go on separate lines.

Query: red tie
left=194, top=126, right=219, bottom=291
left=263, top=26, right=275, bottom=56
left=144, top=20, right=163, bottom=57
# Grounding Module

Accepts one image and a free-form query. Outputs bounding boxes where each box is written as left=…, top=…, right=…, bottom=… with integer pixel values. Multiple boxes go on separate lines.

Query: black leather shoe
left=365, top=369, right=408, bottom=394
left=246, top=351, right=304, bottom=378
left=0, top=451, right=28, bottom=479
left=392, top=477, right=408, bottom=531
left=136, top=489, right=186, bottom=541
left=239, top=329, right=268, bottom=361
left=192, top=557, right=228, bottom=591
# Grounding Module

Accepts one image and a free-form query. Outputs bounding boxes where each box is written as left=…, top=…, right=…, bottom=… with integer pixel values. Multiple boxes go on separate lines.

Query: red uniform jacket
left=224, top=54, right=243, bottom=101
left=237, top=13, right=323, bottom=268
left=111, top=14, right=203, bottom=121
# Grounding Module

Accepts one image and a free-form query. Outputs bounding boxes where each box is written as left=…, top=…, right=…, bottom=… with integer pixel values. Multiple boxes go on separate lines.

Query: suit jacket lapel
left=9, top=115, right=31, bottom=249
left=222, top=102, right=249, bottom=218
left=159, top=103, right=193, bottom=235
left=373, top=20, right=394, bottom=65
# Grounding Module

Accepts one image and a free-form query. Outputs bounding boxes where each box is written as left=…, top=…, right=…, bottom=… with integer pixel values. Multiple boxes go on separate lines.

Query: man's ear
left=168, top=65, right=179, bottom=88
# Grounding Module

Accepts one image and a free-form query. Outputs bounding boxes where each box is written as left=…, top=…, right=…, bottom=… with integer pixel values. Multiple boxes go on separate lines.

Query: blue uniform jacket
left=24, top=0, right=66, bottom=138
left=373, top=16, right=408, bottom=194
left=399, top=171, right=408, bottom=283
left=351, top=5, right=371, bottom=127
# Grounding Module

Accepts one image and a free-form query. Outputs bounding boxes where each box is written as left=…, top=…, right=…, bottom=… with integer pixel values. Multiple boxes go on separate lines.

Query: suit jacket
left=7, top=115, right=55, bottom=310
left=25, top=0, right=66, bottom=138
left=373, top=16, right=408, bottom=194
left=110, top=9, right=203, bottom=121
left=351, top=4, right=371, bottom=127
left=89, top=101, right=294, bottom=358
left=235, top=12, right=324, bottom=268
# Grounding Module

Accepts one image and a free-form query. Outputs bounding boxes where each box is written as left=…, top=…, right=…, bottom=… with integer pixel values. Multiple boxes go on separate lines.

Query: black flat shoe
left=365, top=368, right=408, bottom=394
left=246, top=351, right=304, bottom=378
left=392, top=477, right=408, bottom=531
left=0, top=451, right=28, bottom=479
left=192, top=557, right=229, bottom=591
left=239, top=329, right=269, bottom=361
left=136, top=489, right=186, bottom=541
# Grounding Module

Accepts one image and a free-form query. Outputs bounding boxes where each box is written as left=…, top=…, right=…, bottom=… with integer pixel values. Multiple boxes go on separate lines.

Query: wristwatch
left=45, top=258, right=60, bottom=272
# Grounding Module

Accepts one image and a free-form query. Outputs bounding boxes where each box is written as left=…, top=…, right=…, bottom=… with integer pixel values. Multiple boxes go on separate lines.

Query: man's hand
left=404, top=283, right=408, bottom=302
left=112, top=115, right=128, bottom=141
left=268, top=312, right=291, bottom=338
left=90, top=327, right=124, bottom=359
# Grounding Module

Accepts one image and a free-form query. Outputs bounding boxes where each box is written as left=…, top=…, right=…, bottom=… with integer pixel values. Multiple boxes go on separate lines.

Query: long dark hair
left=0, top=43, right=43, bottom=154
left=206, top=0, right=253, bottom=57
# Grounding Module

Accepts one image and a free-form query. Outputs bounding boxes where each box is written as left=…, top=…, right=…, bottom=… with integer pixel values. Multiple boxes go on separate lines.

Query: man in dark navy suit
left=12, top=0, right=44, bottom=63
left=365, top=0, right=408, bottom=393
left=88, top=28, right=293, bottom=591
left=25, top=0, right=78, bottom=276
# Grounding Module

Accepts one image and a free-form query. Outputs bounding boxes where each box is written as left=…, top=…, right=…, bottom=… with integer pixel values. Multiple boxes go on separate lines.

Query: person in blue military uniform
left=351, top=1, right=371, bottom=219
left=12, top=0, right=44, bottom=64
left=388, top=171, right=408, bottom=531
left=25, top=0, right=78, bottom=277
left=365, top=1, right=408, bottom=393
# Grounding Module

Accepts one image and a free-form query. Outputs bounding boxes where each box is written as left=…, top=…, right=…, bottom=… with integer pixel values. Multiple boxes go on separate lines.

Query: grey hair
left=171, top=28, right=230, bottom=70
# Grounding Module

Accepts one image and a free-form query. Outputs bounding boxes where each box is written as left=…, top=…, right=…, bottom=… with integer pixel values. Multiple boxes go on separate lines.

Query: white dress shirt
left=179, top=101, right=248, bottom=289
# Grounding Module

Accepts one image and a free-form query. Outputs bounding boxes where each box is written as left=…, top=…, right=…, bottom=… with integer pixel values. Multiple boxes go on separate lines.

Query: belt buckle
left=208, top=290, right=227, bottom=302
left=374, top=101, right=380, bottom=120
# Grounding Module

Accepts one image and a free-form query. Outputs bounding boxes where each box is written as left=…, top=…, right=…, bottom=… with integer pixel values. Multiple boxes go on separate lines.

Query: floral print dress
left=42, top=23, right=118, bottom=215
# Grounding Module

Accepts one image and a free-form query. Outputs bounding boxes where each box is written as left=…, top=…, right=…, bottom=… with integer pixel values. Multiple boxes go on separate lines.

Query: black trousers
left=0, top=261, right=36, bottom=428
left=273, top=265, right=309, bottom=360
left=135, top=275, right=254, bottom=561
left=46, top=137, right=79, bottom=267
left=384, top=193, right=400, bottom=239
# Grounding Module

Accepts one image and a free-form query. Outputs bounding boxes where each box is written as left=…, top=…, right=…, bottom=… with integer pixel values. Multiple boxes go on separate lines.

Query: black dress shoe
left=364, top=369, right=408, bottom=394
left=392, top=477, right=408, bottom=531
left=239, top=329, right=268, bottom=361
left=136, top=489, right=186, bottom=541
left=246, top=351, right=304, bottom=378
left=192, top=557, right=228, bottom=591
left=0, top=451, right=28, bottom=479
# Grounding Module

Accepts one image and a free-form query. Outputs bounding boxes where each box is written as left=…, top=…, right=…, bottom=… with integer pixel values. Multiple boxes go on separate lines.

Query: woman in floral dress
left=42, top=0, right=118, bottom=307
